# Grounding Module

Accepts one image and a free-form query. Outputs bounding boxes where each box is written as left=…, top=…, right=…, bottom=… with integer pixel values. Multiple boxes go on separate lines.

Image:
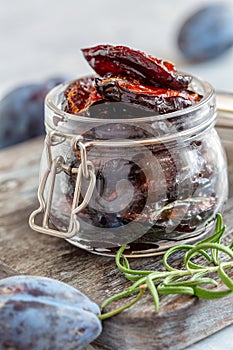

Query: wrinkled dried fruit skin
left=0, top=275, right=102, bottom=350
left=82, top=44, right=191, bottom=90
left=64, top=76, right=103, bottom=114
left=64, top=45, right=202, bottom=116
left=95, top=77, right=201, bottom=114
left=177, top=3, right=233, bottom=62
left=64, top=77, right=155, bottom=117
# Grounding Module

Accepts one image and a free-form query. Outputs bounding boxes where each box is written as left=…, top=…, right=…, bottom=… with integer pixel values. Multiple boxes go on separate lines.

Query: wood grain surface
left=0, top=125, right=233, bottom=350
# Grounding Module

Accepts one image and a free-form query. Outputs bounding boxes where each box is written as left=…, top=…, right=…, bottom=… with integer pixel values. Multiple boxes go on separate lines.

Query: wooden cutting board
left=0, top=125, right=233, bottom=350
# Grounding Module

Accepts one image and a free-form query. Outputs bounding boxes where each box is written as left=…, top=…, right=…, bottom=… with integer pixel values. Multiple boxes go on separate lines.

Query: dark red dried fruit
left=84, top=101, right=154, bottom=119
left=64, top=45, right=202, bottom=116
left=82, top=44, right=191, bottom=90
left=64, top=76, right=103, bottom=114
left=80, top=158, right=149, bottom=229
left=95, top=77, right=202, bottom=114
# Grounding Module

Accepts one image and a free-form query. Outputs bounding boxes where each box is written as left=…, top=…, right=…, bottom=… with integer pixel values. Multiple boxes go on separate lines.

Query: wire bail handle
left=29, top=132, right=96, bottom=239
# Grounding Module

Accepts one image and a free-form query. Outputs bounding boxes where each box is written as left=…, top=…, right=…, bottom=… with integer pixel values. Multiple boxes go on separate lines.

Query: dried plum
left=64, top=76, right=103, bottom=114
left=95, top=77, right=201, bottom=114
left=64, top=45, right=202, bottom=116
left=82, top=44, right=191, bottom=90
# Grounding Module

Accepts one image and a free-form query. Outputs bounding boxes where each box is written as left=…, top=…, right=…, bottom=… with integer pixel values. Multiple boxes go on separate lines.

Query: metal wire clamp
left=29, top=132, right=96, bottom=238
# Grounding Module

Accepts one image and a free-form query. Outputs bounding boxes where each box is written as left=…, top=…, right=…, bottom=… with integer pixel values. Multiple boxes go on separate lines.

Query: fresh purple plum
left=177, top=3, right=233, bottom=62
left=0, top=77, right=65, bottom=149
left=0, top=275, right=102, bottom=350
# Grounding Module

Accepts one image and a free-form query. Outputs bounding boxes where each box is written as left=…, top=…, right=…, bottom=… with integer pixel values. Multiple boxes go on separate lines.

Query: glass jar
left=29, top=75, right=228, bottom=257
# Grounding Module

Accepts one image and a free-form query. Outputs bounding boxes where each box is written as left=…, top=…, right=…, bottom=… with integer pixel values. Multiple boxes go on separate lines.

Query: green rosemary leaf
left=124, top=273, right=142, bottom=282
left=218, top=263, right=233, bottom=291
left=184, top=248, right=212, bottom=270
left=215, top=213, right=224, bottom=234
left=100, top=214, right=233, bottom=319
left=99, top=286, right=146, bottom=320
left=195, top=215, right=225, bottom=246
left=157, top=284, right=194, bottom=295
left=165, top=277, right=218, bottom=288
left=186, top=260, right=207, bottom=270
left=163, top=243, right=212, bottom=271
left=194, top=285, right=232, bottom=299
left=185, top=242, right=233, bottom=265
left=122, top=255, right=140, bottom=281
left=123, top=255, right=130, bottom=269
left=116, top=246, right=151, bottom=276
left=193, top=278, right=218, bottom=287
left=162, top=274, right=183, bottom=285
left=147, top=274, right=159, bottom=312
left=216, top=227, right=225, bottom=243
left=163, top=244, right=193, bottom=271
left=189, top=270, right=210, bottom=280
left=212, top=249, right=219, bottom=266
left=101, top=286, right=141, bottom=309
left=162, top=270, right=218, bottom=288
left=211, top=227, right=226, bottom=265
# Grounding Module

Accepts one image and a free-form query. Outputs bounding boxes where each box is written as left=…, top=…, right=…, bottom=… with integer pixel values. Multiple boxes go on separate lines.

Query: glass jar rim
left=45, top=74, right=215, bottom=124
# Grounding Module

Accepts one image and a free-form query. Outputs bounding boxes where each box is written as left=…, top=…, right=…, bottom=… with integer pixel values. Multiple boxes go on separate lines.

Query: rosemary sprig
left=99, top=214, right=233, bottom=320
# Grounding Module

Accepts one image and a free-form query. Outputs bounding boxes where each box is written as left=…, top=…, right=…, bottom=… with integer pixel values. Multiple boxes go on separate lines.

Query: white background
left=0, top=0, right=233, bottom=97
